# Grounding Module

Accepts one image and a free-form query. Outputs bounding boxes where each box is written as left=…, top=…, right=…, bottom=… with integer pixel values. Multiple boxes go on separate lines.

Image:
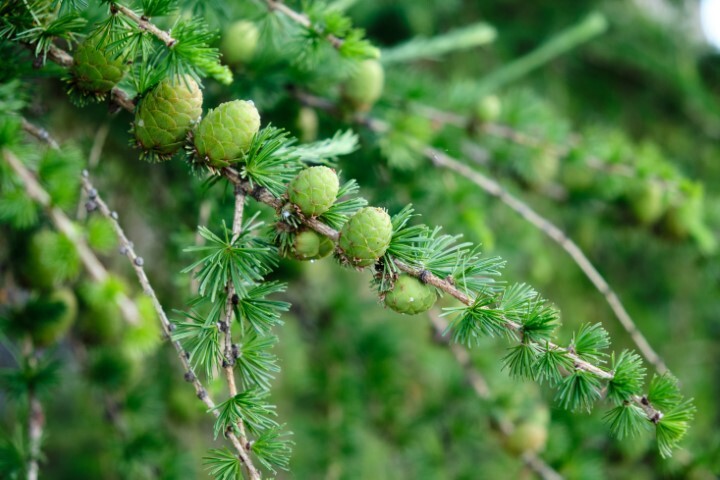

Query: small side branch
left=112, top=3, right=177, bottom=47
left=79, top=174, right=260, bottom=477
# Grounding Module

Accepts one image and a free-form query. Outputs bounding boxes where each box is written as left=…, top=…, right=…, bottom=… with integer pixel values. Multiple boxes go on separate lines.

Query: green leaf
left=556, top=370, right=602, bottom=412
left=534, top=346, right=573, bottom=385
left=241, top=126, right=302, bottom=198
left=570, top=323, right=610, bottom=363
left=212, top=388, right=278, bottom=438
left=251, top=426, right=294, bottom=473
left=656, top=400, right=695, bottom=458
left=446, top=296, right=514, bottom=345
left=235, top=332, right=280, bottom=390
left=171, top=311, right=221, bottom=379
left=318, top=178, right=367, bottom=230
left=647, top=373, right=683, bottom=411
left=502, top=341, right=540, bottom=378
left=183, top=223, right=277, bottom=302
left=203, top=448, right=242, bottom=480
left=607, top=350, right=646, bottom=405
left=604, top=403, right=649, bottom=439
left=235, top=281, right=290, bottom=335
left=287, top=129, right=358, bottom=165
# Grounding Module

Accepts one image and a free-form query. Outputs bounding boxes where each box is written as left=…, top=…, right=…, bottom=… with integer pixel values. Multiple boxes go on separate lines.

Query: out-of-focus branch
left=2, top=148, right=140, bottom=325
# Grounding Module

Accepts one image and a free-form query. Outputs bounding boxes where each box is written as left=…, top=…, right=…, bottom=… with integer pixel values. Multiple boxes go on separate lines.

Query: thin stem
left=79, top=174, right=261, bottom=478
left=220, top=187, right=257, bottom=480
left=112, top=3, right=177, bottom=47
left=424, top=146, right=669, bottom=375
left=2, top=148, right=140, bottom=325
left=264, top=0, right=344, bottom=49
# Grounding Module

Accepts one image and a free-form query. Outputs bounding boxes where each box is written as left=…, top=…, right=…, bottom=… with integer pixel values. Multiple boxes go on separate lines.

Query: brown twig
left=79, top=174, right=261, bottom=478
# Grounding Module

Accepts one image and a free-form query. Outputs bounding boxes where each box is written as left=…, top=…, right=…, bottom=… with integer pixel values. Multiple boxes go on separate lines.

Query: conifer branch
left=288, top=90, right=668, bottom=375
left=423, top=146, right=669, bottom=375
left=428, top=313, right=562, bottom=480
left=111, top=3, right=177, bottom=47
left=78, top=174, right=261, bottom=478
left=1, top=148, right=140, bottom=325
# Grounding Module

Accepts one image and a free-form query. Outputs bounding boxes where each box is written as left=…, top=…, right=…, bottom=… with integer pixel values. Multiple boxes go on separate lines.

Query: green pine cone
left=384, top=275, right=437, bottom=315
left=338, top=207, right=393, bottom=267
left=194, top=100, right=260, bottom=168
left=221, top=20, right=260, bottom=65
left=134, top=75, right=203, bottom=160
left=288, top=166, right=339, bottom=217
left=343, top=59, right=384, bottom=111
left=629, top=181, right=666, bottom=226
left=292, top=230, right=334, bottom=260
left=71, top=37, right=126, bottom=95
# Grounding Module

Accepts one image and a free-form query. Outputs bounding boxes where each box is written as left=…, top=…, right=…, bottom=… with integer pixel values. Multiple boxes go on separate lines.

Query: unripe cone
left=288, top=166, right=339, bottom=216
left=194, top=100, right=260, bottom=167
left=475, top=95, right=502, bottom=123
left=220, top=20, right=259, bottom=65
left=384, top=275, right=437, bottom=315
left=134, top=75, right=203, bottom=160
left=629, top=181, right=665, bottom=226
left=292, top=230, right=334, bottom=260
left=71, top=37, right=126, bottom=94
left=343, top=59, right=384, bottom=111
left=506, top=422, right=548, bottom=455
left=338, top=207, right=393, bottom=267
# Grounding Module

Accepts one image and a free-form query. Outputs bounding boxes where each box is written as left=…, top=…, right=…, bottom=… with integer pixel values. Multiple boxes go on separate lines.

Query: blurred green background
left=2, top=0, right=720, bottom=478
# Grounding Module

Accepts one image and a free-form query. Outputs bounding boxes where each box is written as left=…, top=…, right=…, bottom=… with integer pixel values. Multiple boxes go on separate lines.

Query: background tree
left=1, top=0, right=718, bottom=479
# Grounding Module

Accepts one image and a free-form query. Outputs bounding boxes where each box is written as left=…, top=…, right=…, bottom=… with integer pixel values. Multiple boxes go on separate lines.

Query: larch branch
left=79, top=174, right=261, bottom=478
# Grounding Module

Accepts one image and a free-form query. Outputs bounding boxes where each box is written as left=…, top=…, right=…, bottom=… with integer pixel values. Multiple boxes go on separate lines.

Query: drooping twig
left=428, top=312, right=563, bottom=480
left=78, top=174, right=261, bottom=478
left=2, top=148, right=140, bottom=325
left=424, top=146, right=669, bottom=375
